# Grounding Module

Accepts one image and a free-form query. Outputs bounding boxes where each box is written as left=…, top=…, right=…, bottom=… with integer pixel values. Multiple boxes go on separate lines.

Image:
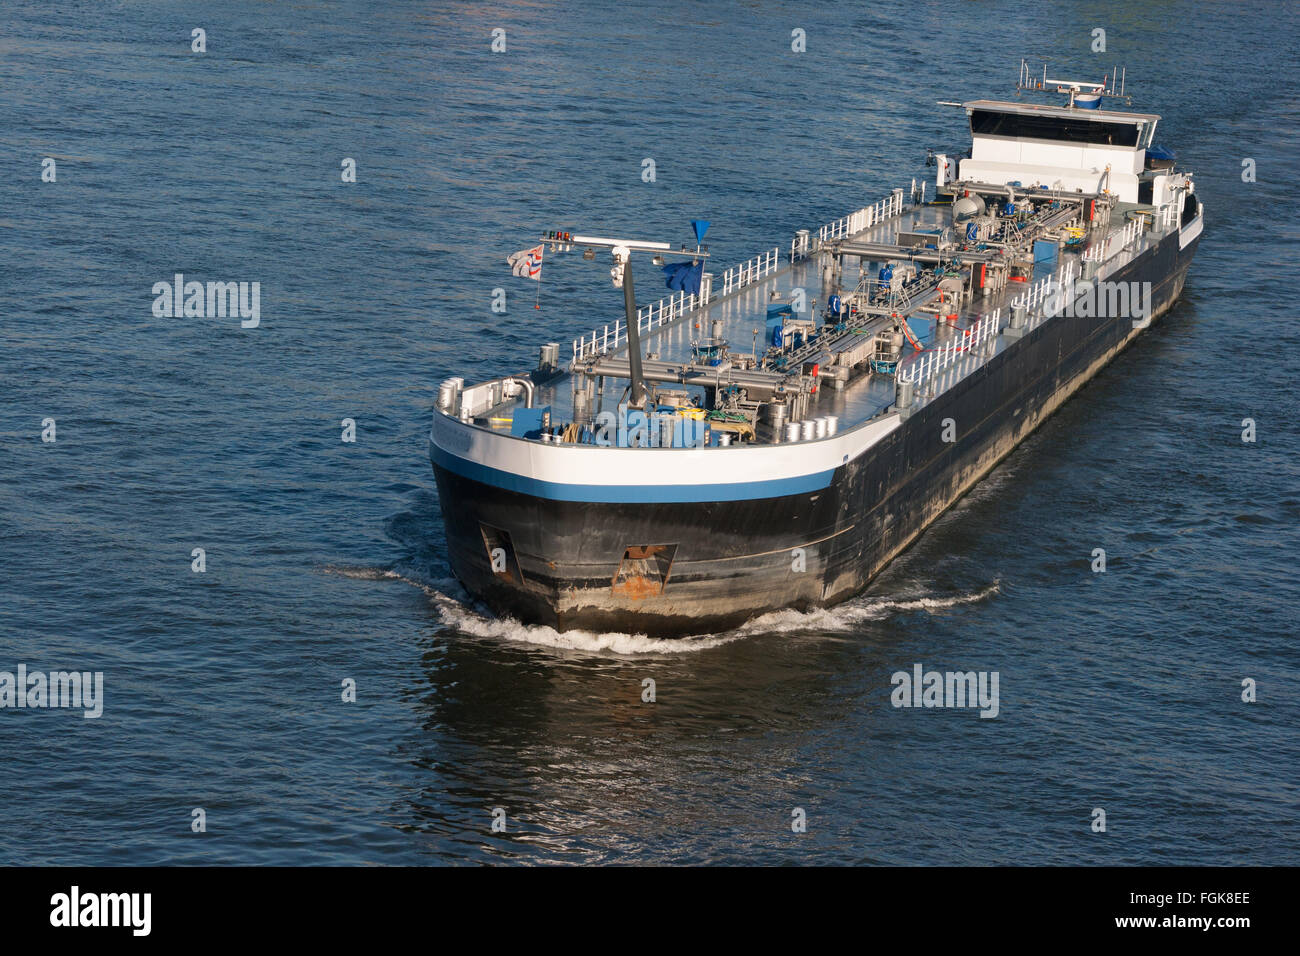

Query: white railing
left=1013, top=272, right=1056, bottom=312
left=1083, top=217, right=1144, bottom=264
left=790, top=231, right=811, bottom=261
left=898, top=258, right=1082, bottom=409
left=1120, top=216, right=1145, bottom=252
left=570, top=189, right=908, bottom=364
left=818, top=208, right=864, bottom=243
left=815, top=191, right=904, bottom=244
left=638, top=287, right=700, bottom=335
left=569, top=241, right=783, bottom=364
left=720, top=247, right=780, bottom=296
left=572, top=287, right=707, bottom=362
left=899, top=308, right=1001, bottom=405
left=1013, top=260, right=1079, bottom=334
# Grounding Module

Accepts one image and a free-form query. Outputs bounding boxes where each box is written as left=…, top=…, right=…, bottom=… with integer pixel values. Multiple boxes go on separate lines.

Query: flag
left=507, top=245, right=544, bottom=280
left=662, top=260, right=703, bottom=295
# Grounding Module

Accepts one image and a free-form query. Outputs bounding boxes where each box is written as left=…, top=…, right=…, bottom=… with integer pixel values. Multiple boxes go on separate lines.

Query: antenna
left=1016, top=58, right=1133, bottom=107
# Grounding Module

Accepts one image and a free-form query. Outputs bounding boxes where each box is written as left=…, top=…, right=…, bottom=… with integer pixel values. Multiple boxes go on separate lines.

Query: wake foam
left=325, top=564, right=1000, bottom=656
left=733, top=581, right=1001, bottom=636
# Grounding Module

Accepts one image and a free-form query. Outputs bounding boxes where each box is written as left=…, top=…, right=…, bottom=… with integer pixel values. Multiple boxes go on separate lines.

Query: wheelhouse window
left=970, top=109, right=1140, bottom=147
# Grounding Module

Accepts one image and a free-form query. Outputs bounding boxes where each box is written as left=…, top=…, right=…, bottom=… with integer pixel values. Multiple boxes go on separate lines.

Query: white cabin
left=955, top=99, right=1161, bottom=204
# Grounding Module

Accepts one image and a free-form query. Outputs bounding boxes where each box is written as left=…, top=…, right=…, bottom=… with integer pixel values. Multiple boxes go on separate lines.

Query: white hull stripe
left=431, top=412, right=901, bottom=503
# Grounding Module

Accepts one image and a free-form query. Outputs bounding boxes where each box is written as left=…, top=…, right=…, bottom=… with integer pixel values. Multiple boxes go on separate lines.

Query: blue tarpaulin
left=663, top=260, right=704, bottom=295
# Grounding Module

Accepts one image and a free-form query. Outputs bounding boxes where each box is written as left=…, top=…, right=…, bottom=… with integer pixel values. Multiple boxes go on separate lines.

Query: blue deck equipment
left=510, top=405, right=551, bottom=439
left=766, top=303, right=794, bottom=347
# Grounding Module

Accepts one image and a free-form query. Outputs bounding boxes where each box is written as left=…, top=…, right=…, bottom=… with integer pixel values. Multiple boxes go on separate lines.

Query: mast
left=618, top=251, right=646, bottom=408
left=530, top=230, right=710, bottom=411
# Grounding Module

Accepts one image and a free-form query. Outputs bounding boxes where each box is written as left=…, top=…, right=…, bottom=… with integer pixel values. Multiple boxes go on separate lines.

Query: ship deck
left=470, top=193, right=1167, bottom=440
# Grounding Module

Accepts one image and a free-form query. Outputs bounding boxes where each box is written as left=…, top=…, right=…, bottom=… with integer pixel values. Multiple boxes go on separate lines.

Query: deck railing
left=1012, top=260, right=1079, bottom=331
left=1014, top=271, right=1058, bottom=313
left=571, top=188, right=908, bottom=364
left=898, top=307, right=1002, bottom=406
left=815, top=191, right=904, bottom=245
left=1083, top=217, right=1145, bottom=264
left=790, top=231, right=811, bottom=262
left=720, top=247, right=781, bottom=296
left=572, top=288, right=705, bottom=363
left=898, top=259, right=1081, bottom=410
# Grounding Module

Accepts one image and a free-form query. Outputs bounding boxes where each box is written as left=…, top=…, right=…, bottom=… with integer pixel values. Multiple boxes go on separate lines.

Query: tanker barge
left=430, top=63, right=1203, bottom=635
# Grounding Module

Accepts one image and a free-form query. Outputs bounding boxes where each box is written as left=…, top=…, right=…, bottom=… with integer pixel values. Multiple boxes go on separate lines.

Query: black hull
left=432, top=229, right=1200, bottom=636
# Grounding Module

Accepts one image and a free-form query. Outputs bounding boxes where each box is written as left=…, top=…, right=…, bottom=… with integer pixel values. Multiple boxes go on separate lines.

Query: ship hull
left=432, top=225, right=1200, bottom=636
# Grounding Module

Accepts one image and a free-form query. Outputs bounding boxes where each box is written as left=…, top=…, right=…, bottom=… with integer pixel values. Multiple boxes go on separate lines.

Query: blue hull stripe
left=431, top=444, right=835, bottom=503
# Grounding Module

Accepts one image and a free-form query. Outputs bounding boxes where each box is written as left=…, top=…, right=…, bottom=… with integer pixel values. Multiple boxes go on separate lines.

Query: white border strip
left=432, top=412, right=901, bottom=487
